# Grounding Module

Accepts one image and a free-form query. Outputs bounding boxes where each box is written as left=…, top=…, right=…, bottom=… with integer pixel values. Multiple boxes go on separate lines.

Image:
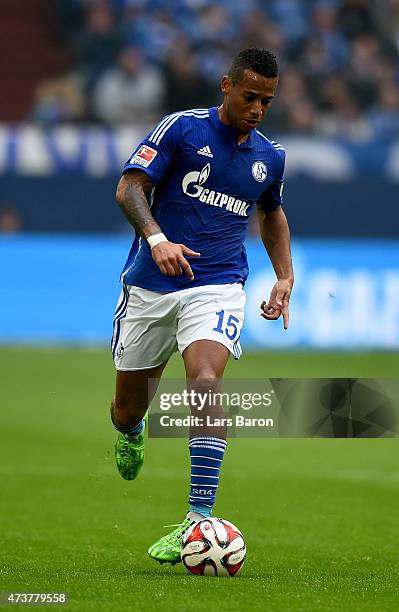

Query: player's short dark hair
left=228, top=48, right=278, bottom=85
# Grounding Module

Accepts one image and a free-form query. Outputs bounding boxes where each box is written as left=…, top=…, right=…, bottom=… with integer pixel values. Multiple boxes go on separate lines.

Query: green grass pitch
left=1, top=348, right=399, bottom=611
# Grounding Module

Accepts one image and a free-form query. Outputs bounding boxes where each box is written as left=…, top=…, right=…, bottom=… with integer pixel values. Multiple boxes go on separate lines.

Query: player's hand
left=151, top=241, right=200, bottom=280
left=260, top=278, right=293, bottom=330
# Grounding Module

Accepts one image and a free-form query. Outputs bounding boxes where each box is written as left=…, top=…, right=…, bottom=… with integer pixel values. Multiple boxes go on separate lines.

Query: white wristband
left=147, top=232, right=168, bottom=249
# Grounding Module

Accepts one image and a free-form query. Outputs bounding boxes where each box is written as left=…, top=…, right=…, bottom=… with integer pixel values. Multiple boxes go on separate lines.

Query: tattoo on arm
left=116, top=170, right=161, bottom=238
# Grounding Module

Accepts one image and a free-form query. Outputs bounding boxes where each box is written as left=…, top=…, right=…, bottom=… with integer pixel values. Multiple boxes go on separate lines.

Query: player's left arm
left=257, top=205, right=294, bottom=330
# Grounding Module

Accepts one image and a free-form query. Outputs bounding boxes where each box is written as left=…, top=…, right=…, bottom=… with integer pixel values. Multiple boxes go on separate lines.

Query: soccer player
left=110, top=47, right=294, bottom=564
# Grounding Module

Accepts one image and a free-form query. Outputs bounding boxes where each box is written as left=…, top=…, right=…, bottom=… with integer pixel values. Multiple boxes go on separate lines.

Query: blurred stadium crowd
left=31, top=0, right=399, bottom=140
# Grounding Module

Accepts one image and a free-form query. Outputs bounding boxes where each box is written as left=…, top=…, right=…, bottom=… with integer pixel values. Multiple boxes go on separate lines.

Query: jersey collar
left=209, top=106, right=255, bottom=149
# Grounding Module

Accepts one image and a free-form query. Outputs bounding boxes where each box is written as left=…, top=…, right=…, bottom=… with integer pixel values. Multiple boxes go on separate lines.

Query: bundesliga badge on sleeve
left=130, top=145, right=158, bottom=168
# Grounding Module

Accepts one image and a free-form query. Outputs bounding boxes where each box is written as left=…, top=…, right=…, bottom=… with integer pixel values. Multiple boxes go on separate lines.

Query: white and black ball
left=181, top=518, right=246, bottom=577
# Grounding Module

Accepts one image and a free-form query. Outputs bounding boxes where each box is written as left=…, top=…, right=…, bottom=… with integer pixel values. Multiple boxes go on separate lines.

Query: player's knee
left=188, top=372, right=221, bottom=412
left=189, top=371, right=220, bottom=391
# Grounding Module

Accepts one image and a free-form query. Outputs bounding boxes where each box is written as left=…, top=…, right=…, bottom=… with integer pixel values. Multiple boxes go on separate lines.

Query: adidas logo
left=197, top=146, right=213, bottom=158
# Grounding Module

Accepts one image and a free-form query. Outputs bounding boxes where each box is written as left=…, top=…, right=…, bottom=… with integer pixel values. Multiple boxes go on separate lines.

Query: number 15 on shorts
left=213, top=309, right=241, bottom=340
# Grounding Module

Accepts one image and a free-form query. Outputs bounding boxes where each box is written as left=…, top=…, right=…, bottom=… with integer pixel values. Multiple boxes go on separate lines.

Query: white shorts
left=111, top=283, right=246, bottom=370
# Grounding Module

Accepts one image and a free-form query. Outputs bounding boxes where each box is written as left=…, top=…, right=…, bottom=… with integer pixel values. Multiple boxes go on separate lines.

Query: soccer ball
left=181, top=518, right=246, bottom=577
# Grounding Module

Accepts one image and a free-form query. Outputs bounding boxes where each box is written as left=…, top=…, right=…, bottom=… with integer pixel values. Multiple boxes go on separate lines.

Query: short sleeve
left=122, top=113, right=182, bottom=184
left=257, top=148, right=286, bottom=212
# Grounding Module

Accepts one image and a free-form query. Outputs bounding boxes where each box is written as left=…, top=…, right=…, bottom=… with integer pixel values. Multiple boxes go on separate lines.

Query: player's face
left=221, top=69, right=278, bottom=134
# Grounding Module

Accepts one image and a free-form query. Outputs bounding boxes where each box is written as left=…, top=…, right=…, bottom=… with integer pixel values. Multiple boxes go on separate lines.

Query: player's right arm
left=256, top=146, right=293, bottom=330
left=116, top=169, right=200, bottom=279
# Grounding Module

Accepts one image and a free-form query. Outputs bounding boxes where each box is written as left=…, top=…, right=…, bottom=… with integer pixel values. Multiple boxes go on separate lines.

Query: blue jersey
left=120, top=106, right=285, bottom=292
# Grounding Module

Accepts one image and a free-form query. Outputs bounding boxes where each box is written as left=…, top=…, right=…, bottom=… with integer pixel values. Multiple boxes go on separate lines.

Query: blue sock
left=111, top=411, right=145, bottom=439
left=189, top=436, right=227, bottom=518
left=125, top=419, right=145, bottom=440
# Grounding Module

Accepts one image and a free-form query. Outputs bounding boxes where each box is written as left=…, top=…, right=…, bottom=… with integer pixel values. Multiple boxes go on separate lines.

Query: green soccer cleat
left=148, top=518, right=192, bottom=565
left=114, top=423, right=145, bottom=481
